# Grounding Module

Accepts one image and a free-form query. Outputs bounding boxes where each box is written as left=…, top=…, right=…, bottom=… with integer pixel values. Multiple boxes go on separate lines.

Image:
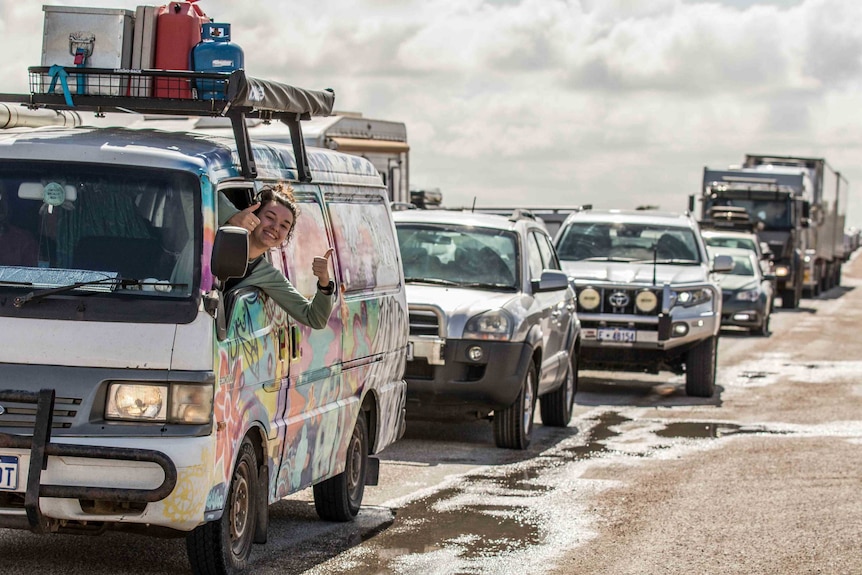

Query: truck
left=742, top=155, right=849, bottom=297
left=699, top=155, right=849, bottom=308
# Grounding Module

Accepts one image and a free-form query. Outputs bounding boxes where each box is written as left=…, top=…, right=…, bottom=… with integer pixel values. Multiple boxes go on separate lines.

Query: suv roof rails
left=0, top=67, right=335, bottom=182
left=508, top=208, right=537, bottom=222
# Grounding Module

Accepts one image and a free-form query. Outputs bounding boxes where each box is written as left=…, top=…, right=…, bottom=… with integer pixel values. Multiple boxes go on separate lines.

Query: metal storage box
left=41, top=6, right=135, bottom=96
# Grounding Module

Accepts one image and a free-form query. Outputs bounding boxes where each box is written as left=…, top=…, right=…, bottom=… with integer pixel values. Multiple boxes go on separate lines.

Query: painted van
left=0, top=73, right=408, bottom=573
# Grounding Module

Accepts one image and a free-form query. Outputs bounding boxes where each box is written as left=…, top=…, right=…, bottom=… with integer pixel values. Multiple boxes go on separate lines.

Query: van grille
left=0, top=395, right=80, bottom=430
left=409, top=310, right=441, bottom=337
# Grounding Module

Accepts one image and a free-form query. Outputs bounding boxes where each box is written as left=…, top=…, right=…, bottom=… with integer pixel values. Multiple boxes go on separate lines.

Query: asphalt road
left=2, top=252, right=860, bottom=574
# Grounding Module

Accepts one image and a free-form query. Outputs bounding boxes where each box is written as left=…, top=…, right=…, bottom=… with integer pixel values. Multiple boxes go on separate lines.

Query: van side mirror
left=712, top=254, right=733, bottom=273
left=532, top=269, right=569, bottom=292
left=212, top=226, right=249, bottom=282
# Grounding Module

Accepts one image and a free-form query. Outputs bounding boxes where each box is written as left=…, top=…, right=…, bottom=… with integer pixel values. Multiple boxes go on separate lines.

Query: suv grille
left=577, top=287, right=661, bottom=316
left=409, top=310, right=441, bottom=336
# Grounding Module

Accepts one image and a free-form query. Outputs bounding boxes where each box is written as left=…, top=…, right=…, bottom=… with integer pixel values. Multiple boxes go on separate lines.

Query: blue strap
left=47, top=65, right=74, bottom=107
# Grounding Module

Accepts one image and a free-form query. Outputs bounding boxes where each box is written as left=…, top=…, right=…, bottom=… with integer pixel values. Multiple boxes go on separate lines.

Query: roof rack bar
left=285, top=114, right=312, bottom=183
left=0, top=67, right=336, bottom=182
left=229, top=111, right=256, bottom=179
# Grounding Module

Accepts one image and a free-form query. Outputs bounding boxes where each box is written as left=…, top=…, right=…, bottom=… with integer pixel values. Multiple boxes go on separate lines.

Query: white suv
left=554, top=209, right=731, bottom=397
left=394, top=209, right=580, bottom=449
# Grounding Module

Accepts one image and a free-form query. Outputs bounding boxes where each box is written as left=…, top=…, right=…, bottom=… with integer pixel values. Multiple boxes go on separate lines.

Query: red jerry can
left=154, top=1, right=210, bottom=98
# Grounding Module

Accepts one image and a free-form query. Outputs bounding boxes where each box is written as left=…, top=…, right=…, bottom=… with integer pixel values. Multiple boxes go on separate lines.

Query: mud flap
left=253, top=463, right=268, bottom=544
left=365, top=456, right=380, bottom=486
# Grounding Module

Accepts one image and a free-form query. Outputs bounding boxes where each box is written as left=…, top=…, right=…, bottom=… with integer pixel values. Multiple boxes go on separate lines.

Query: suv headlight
left=735, top=288, right=760, bottom=302
left=671, top=288, right=713, bottom=309
left=464, top=309, right=512, bottom=341
left=105, top=382, right=213, bottom=424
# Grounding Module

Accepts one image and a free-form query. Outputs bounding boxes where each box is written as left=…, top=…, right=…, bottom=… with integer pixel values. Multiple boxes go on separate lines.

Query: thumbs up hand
left=312, top=248, right=335, bottom=285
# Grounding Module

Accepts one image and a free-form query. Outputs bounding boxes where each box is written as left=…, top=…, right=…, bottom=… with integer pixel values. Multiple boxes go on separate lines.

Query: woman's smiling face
left=252, top=201, right=294, bottom=249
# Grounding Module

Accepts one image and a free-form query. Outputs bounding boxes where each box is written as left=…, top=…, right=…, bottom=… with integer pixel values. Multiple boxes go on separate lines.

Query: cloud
left=1, top=0, right=861, bottom=225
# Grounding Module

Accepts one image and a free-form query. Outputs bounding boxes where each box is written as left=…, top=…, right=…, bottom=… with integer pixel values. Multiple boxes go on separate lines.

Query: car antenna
left=471, top=196, right=476, bottom=213
left=652, top=242, right=658, bottom=286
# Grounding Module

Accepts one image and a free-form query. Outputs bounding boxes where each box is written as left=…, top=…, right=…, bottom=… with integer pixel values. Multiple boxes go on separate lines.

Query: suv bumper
left=404, top=338, right=532, bottom=419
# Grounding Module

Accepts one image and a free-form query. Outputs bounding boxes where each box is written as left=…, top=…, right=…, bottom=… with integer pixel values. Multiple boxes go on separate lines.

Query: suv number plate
left=0, top=455, right=18, bottom=490
left=597, top=328, right=636, bottom=343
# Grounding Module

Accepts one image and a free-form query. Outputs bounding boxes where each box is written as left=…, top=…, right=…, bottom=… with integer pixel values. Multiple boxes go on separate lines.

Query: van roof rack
left=0, top=67, right=335, bottom=182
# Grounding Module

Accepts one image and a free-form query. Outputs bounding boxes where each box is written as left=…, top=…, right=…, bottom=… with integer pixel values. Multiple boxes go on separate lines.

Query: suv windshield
left=0, top=163, right=199, bottom=299
left=396, top=224, right=518, bottom=289
left=556, top=222, right=702, bottom=263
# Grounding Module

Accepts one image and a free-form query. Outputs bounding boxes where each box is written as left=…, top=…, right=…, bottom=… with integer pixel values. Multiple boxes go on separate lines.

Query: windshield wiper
left=635, top=258, right=700, bottom=265
left=13, top=277, right=188, bottom=308
left=14, top=277, right=120, bottom=308
left=459, top=282, right=515, bottom=290
left=582, top=256, right=638, bottom=262
left=404, top=277, right=459, bottom=286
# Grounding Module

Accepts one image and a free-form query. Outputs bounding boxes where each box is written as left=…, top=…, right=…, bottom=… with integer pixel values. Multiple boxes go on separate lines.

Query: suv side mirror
left=712, top=254, right=733, bottom=273
left=212, top=226, right=249, bottom=282
left=532, top=269, right=569, bottom=292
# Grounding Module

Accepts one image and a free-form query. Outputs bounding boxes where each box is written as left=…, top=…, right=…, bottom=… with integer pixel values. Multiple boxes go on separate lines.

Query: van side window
left=279, top=191, right=331, bottom=297
left=326, top=190, right=400, bottom=294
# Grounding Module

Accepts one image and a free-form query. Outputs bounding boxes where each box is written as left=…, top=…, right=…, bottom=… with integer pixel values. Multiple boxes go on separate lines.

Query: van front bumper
left=0, top=389, right=209, bottom=533
left=404, top=338, right=532, bottom=419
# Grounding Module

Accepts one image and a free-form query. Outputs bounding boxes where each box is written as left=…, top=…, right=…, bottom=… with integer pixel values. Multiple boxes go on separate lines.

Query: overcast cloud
left=1, top=0, right=860, bottom=226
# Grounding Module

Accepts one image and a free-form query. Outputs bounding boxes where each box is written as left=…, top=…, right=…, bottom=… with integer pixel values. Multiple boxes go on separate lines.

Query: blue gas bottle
left=191, top=23, right=244, bottom=100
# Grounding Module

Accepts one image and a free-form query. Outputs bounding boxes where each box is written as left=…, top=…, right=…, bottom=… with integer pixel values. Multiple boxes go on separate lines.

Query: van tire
left=685, top=336, right=717, bottom=398
left=494, top=361, right=537, bottom=449
left=186, top=438, right=258, bottom=574
left=313, top=413, right=368, bottom=522
left=540, top=354, right=577, bottom=427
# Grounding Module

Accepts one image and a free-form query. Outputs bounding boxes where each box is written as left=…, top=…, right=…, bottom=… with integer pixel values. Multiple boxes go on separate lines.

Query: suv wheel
left=494, top=361, right=537, bottom=449
left=685, top=335, right=717, bottom=398
left=540, top=354, right=577, bottom=427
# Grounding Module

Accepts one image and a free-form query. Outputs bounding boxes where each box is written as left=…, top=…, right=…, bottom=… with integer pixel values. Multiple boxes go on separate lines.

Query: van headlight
left=774, top=265, right=790, bottom=277
left=105, top=382, right=213, bottom=424
left=464, top=309, right=512, bottom=341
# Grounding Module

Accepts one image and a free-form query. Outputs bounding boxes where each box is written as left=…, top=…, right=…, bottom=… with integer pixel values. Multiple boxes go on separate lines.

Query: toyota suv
left=554, top=209, right=732, bottom=397
left=393, top=209, right=580, bottom=449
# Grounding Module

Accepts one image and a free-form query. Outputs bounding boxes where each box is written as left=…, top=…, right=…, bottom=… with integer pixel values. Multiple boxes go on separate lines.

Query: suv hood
left=405, top=284, right=518, bottom=314
left=560, top=260, right=708, bottom=286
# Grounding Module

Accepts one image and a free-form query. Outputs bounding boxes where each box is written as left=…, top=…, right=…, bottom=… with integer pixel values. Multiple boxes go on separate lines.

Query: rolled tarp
left=0, top=103, right=82, bottom=129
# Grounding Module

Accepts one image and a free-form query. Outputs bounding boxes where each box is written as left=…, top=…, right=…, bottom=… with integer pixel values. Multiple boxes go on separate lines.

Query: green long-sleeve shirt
left=219, top=194, right=333, bottom=329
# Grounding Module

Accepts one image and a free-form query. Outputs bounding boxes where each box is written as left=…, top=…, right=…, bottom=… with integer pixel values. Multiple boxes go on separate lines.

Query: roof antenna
left=471, top=196, right=476, bottom=213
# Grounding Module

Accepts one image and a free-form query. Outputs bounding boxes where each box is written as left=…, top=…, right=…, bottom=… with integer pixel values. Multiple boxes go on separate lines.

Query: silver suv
left=554, top=209, right=732, bottom=397
left=393, top=209, right=580, bottom=449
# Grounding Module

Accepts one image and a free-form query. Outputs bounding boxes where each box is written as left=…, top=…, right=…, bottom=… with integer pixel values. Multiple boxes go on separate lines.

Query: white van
left=0, top=71, right=408, bottom=573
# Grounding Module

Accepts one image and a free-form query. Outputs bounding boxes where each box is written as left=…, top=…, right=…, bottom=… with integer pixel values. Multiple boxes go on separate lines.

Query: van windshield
left=0, top=163, right=199, bottom=300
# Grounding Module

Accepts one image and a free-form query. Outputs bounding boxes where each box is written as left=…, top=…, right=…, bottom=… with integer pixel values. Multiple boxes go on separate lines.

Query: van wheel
left=494, top=361, right=537, bottom=449
left=187, top=438, right=258, bottom=574
left=685, top=336, right=717, bottom=398
left=313, top=413, right=368, bottom=522
left=540, top=354, right=577, bottom=427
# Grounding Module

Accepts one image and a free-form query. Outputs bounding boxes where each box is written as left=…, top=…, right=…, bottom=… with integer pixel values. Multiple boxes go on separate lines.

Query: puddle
left=656, top=421, right=787, bottom=439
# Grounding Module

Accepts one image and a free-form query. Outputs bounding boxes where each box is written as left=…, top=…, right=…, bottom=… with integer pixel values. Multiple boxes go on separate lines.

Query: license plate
left=597, top=328, right=636, bottom=343
left=0, top=455, right=18, bottom=490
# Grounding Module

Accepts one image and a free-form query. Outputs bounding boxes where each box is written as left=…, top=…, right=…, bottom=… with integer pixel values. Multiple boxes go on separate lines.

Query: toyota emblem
left=608, top=291, right=630, bottom=308
left=0, top=404, right=5, bottom=416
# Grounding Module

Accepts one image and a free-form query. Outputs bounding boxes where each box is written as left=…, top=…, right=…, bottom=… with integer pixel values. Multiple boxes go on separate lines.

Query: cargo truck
left=742, top=155, right=849, bottom=297
left=699, top=155, right=849, bottom=308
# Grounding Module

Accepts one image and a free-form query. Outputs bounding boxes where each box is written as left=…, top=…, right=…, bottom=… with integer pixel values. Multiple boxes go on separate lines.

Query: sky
left=1, top=0, right=861, bottom=228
